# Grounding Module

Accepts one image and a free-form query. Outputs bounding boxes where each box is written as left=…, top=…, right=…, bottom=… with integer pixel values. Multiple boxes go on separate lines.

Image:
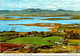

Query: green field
left=44, top=36, right=64, bottom=43
left=69, top=42, right=80, bottom=45
left=1, top=36, right=80, bottom=45
left=0, top=36, right=17, bottom=42
left=0, top=32, right=18, bottom=42
left=0, top=37, right=9, bottom=42
left=5, top=36, right=64, bottom=45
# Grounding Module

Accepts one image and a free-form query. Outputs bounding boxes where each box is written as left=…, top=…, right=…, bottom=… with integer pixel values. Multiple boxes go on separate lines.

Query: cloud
left=23, top=0, right=29, bottom=2
left=51, top=0, right=61, bottom=2
left=1, top=0, right=80, bottom=11
left=6, top=4, right=12, bottom=6
left=67, top=5, right=80, bottom=6
left=32, top=4, right=39, bottom=7
left=64, top=2, right=72, bottom=4
left=0, top=8, right=3, bottom=10
left=51, top=0, right=80, bottom=2
left=38, top=0, right=43, bottom=2
left=47, top=7, right=56, bottom=8
left=76, top=0, right=80, bottom=2
left=44, top=6, right=56, bottom=9
left=6, top=4, right=18, bottom=8
left=6, top=4, right=14, bottom=7
left=51, top=0, right=56, bottom=1
left=6, top=4, right=28, bottom=8
left=47, top=2, right=52, bottom=4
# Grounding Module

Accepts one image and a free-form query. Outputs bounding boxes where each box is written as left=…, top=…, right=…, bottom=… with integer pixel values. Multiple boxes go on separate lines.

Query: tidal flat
left=0, top=17, right=34, bottom=20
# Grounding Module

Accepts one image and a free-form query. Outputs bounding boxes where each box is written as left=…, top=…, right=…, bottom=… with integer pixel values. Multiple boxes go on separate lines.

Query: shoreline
left=8, top=23, right=80, bottom=32
left=8, top=23, right=60, bottom=32
left=0, top=17, right=34, bottom=20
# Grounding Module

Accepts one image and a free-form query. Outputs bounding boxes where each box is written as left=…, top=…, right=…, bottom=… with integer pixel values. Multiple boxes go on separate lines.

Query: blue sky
left=0, top=0, right=80, bottom=11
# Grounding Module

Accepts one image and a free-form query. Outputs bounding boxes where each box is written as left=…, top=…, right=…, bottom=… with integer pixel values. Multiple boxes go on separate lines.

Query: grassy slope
left=1, top=36, right=80, bottom=45
left=43, top=36, right=64, bottom=43
left=0, top=32, right=18, bottom=42
left=0, top=37, right=9, bottom=42
left=0, top=36, right=17, bottom=42
left=68, top=39, right=80, bottom=45
left=6, top=36, right=63, bottom=45
left=69, top=42, right=80, bottom=45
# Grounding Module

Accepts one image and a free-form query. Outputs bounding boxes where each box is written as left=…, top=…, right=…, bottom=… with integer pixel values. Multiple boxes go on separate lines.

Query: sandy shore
left=0, top=17, right=34, bottom=20
left=9, top=23, right=60, bottom=32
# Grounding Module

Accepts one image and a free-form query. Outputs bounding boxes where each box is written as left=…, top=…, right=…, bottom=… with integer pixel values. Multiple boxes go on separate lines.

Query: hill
left=0, top=9, right=80, bottom=15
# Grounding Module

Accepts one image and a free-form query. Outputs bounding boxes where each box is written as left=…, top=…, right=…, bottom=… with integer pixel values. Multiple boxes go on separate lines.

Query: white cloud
left=2, top=0, right=80, bottom=11
left=0, top=8, right=3, bottom=10
left=32, top=4, right=38, bottom=7
left=23, top=0, right=29, bottom=1
left=6, top=4, right=12, bottom=7
left=51, top=0, right=61, bottom=2
left=38, top=0, right=43, bottom=2
left=21, top=5, right=29, bottom=8
left=47, top=2, right=52, bottom=4
left=48, top=7, right=55, bottom=8
left=64, top=2, right=72, bottom=4
left=51, top=0, right=56, bottom=1
left=45, top=6, right=56, bottom=9
left=14, top=5, right=28, bottom=8
left=6, top=4, right=28, bottom=8
left=76, top=0, right=80, bottom=2
left=67, top=5, right=80, bottom=6
left=51, top=0, right=80, bottom=2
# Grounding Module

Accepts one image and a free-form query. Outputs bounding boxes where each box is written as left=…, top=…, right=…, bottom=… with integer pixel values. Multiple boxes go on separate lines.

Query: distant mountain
left=56, top=9, right=66, bottom=11
left=0, top=8, right=80, bottom=15
left=21, top=8, right=53, bottom=12
left=18, top=9, right=76, bottom=12
left=0, top=9, right=76, bottom=12
left=55, top=9, right=75, bottom=12
left=0, top=10, right=10, bottom=12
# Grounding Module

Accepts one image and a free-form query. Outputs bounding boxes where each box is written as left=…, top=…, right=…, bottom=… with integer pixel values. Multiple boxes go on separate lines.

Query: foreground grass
left=69, top=42, right=80, bottom=45
left=6, top=36, right=64, bottom=45
left=0, top=37, right=10, bottom=42
left=2, top=36, right=80, bottom=45
left=43, top=36, right=64, bottom=43
left=0, top=36, right=17, bottom=42
left=6, top=36, right=52, bottom=45
left=68, top=39, right=80, bottom=43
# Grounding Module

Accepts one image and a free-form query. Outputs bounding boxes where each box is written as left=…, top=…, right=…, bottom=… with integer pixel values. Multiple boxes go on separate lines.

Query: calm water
left=0, top=16, right=80, bottom=32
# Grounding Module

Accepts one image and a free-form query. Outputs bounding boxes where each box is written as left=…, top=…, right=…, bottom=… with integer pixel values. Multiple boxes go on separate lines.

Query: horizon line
left=0, top=8, right=80, bottom=11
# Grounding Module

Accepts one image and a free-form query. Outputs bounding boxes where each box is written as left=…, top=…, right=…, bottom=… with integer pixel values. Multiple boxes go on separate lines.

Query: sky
left=0, top=0, right=80, bottom=11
